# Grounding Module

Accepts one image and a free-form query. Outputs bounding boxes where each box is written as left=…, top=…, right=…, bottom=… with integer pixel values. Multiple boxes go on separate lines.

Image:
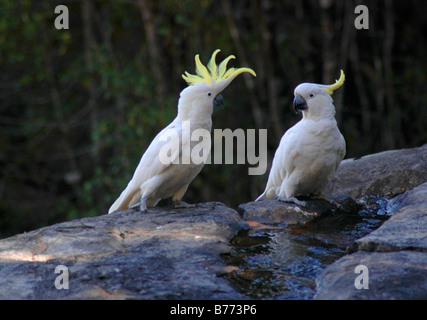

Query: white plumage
left=109, top=50, right=255, bottom=213
left=257, top=71, right=346, bottom=203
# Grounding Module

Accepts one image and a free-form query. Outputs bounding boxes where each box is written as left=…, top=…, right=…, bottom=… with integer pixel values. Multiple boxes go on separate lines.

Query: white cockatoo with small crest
left=109, top=49, right=256, bottom=213
left=256, top=70, right=346, bottom=206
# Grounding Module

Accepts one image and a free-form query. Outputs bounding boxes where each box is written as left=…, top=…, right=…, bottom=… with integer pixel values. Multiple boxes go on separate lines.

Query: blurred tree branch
left=139, top=0, right=166, bottom=106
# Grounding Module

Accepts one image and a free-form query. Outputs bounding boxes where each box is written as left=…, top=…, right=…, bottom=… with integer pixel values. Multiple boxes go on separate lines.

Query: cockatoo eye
left=208, top=93, right=212, bottom=96
left=309, top=93, right=314, bottom=98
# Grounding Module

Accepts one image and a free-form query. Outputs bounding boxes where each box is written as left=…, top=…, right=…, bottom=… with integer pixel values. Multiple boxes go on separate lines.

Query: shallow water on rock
left=223, top=196, right=391, bottom=299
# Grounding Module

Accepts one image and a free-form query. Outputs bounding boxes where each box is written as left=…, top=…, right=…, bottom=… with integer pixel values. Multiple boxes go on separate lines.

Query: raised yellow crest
left=320, top=70, right=345, bottom=94
left=182, top=49, right=256, bottom=86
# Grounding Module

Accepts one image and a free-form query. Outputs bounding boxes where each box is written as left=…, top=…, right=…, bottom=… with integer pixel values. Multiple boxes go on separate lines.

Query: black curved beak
left=213, top=94, right=224, bottom=107
left=293, top=95, right=307, bottom=114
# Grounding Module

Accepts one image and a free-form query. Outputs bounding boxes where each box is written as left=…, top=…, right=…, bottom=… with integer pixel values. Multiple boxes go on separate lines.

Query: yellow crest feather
left=320, top=70, right=345, bottom=94
left=182, top=49, right=256, bottom=86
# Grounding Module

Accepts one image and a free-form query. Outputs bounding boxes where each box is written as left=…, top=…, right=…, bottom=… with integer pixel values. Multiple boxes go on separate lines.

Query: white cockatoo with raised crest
left=256, top=70, right=346, bottom=206
left=109, top=49, right=256, bottom=213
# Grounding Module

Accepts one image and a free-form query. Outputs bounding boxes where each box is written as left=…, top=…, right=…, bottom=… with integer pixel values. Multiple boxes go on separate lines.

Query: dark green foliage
left=0, top=0, right=426, bottom=238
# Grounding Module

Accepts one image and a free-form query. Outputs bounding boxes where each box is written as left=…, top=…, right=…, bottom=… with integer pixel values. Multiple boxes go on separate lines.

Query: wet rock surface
left=354, top=182, right=427, bottom=252
left=314, top=250, right=427, bottom=300
left=324, top=144, right=427, bottom=199
left=0, top=145, right=426, bottom=300
left=0, top=202, right=249, bottom=299
left=315, top=182, right=427, bottom=300
left=238, top=194, right=359, bottom=227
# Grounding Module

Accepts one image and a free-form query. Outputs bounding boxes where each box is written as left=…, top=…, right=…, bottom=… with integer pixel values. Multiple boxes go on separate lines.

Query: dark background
left=1, top=0, right=426, bottom=238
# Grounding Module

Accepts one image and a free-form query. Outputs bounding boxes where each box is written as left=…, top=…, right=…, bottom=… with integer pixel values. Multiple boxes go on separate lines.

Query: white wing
left=108, top=120, right=184, bottom=213
left=256, top=123, right=300, bottom=200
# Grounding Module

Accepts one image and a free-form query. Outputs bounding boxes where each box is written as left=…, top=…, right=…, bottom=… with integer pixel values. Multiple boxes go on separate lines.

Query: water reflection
left=223, top=196, right=391, bottom=299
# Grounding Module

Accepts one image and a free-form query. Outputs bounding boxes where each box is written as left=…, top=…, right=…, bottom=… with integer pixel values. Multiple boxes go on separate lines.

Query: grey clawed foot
left=323, top=197, right=344, bottom=211
left=313, top=195, right=344, bottom=211
left=129, top=197, right=148, bottom=213
left=274, top=196, right=308, bottom=207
